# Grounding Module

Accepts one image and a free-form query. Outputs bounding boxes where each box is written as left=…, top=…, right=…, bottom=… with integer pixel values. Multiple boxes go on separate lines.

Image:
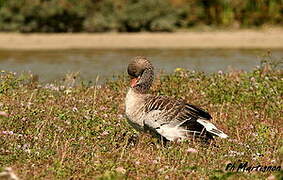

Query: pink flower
left=0, top=111, right=8, bottom=117
left=2, top=131, right=13, bottom=135
left=187, top=148, right=198, bottom=153
left=101, top=131, right=109, bottom=136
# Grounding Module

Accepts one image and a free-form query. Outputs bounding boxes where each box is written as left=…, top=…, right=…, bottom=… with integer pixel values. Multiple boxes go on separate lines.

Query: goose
left=125, top=56, right=228, bottom=141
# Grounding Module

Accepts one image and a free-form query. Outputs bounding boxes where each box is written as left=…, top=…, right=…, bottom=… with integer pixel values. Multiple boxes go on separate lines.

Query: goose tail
left=197, top=119, right=228, bottom=138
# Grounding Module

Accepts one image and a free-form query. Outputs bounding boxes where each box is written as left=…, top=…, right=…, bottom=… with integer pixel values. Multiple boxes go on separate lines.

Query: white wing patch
left=144, top=110, right=188, bottom=141
left=156, top=124, right=187, bottom=141
left=197, top=119, right=228, bottom=138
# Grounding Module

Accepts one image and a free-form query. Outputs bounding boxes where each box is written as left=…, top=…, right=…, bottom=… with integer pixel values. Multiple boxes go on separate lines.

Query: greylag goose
left=125, top=56, right=228, bottom=141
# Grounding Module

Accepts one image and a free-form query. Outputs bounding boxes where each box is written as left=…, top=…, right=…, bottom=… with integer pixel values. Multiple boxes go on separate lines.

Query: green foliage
left=84, top=0, right=178, bottom=32
left=119, top=0, right=177, bottom=32
left=0, top=0, right=282, bottom=32
left=0, top=61, right=282, bottom=179
left=0, top=0, right=85, bottom=32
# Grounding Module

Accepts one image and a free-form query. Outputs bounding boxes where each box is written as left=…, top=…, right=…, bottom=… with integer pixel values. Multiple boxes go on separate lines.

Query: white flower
left=116, top=167, right=126, bottom=174
left=187, top=148, right=198, bottom=153
left=72, top=107, right=78, bottom=112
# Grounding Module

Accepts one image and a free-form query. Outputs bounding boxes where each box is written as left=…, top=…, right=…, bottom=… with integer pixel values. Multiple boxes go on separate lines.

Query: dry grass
left=0, top=60, right=282, bottom=179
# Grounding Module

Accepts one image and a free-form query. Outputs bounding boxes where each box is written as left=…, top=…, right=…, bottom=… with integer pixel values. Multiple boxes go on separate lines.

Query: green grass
left=0, top=61, right=282, bottom=179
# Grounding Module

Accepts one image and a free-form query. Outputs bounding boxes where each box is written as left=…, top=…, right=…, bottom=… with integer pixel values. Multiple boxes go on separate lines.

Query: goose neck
left=133, top=68, right=153, bottom=94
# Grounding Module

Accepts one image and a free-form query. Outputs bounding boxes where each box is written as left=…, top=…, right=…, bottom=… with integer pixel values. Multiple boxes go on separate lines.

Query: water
left=0, top=49, right=282, bottom=83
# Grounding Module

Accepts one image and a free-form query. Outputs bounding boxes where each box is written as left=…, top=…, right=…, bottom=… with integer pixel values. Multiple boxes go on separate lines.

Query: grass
left=0, top=59, right=282, bottom=179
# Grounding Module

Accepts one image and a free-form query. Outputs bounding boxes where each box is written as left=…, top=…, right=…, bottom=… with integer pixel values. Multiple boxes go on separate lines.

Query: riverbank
left=0, top=28, right=283, bottom=50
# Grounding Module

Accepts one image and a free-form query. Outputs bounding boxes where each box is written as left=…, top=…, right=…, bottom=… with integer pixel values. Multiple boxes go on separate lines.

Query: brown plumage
left=125, top=56, right=228, bottom=141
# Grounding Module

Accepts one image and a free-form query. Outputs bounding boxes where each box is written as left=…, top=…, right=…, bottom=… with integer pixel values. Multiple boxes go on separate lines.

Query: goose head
left=127, top=56, right=154, bottom=94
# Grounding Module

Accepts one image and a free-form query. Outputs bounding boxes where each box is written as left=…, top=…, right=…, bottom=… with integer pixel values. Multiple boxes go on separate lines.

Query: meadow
left=0, top=59, right=282, bottom=179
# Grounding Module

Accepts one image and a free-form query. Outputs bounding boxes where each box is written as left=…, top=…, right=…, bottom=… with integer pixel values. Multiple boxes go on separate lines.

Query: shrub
left=84, top=0, right=178, bottom=32
left=0, top=0, right=282, bottom=32
left=0, top=0, right=86, bottom=32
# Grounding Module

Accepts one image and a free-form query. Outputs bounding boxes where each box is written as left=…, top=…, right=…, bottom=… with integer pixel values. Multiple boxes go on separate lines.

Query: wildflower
left=187, top=148, right=198, bottom=153
left=44, top=84, right=59, bottom=91
left=101, top=131, right=109, bottom=136
left=253, top=153, right=264, bottom=157
left=64, top=89, right=72, bottom=94
left=100, top=107, right=107, bottom=111
left=72, top=107, right=78, bottom=112
left=117, top=114, right=124, bottom=119
left=0, top=111, right=8, bottom=117
left=174, top=68, right=184, bottom=72
left=227, top=150, right=244, bottom=157
left=27, top=102, right=32, bottom=109
left=79, top=136, right=84, bottom=141
left=116, top=166, right=126, bottom=174
left=2, top=131, right=13, bottom=135
left=152, top=160, right=158, bottom=164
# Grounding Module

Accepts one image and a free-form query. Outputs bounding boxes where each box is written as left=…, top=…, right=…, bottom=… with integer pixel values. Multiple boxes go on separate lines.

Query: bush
left=118, top=0, right=178, bottom=32
left=0, top=0, right=86, bottom=32
left=0, top=0, right=282, bottom=32
left=83, top=0, right=120, bottom=32
left=84, top=0, right=178, bottom=32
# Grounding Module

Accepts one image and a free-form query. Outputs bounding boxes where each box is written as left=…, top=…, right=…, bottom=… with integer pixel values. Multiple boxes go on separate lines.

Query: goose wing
left=143, top=95, right=211, bottom=125
left=144, top=96, right=228, bottom=140
left=142, top=95, right=213, bottom=140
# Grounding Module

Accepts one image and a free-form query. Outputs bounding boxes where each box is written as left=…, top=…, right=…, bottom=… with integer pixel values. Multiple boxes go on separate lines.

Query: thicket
left=0, top=0, right=282, bottom=32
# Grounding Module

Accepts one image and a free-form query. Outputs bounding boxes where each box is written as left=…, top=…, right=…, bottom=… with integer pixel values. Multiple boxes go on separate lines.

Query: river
left=0, top=49, right=282, bottom=83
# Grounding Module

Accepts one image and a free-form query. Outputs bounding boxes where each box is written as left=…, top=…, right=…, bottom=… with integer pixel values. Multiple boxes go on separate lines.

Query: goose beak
left=130, top=77, right=140, bottom=87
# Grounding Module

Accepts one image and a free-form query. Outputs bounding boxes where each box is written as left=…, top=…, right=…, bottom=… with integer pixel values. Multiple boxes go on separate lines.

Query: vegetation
left=0, top=59, right=282, bottom=179
left=0, top=0, right=282, bottom=32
